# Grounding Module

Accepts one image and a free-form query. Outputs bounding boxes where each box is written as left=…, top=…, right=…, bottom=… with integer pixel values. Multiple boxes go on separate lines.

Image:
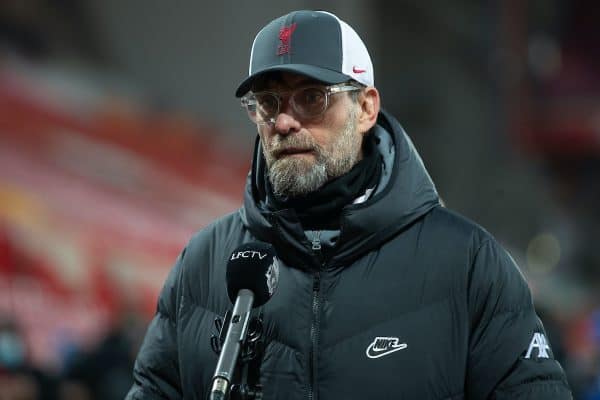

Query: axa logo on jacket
left=524, top=332, right=551, bottom=359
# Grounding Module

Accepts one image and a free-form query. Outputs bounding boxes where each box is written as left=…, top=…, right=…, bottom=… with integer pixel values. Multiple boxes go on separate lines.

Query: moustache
left=269, top=136, right=320, bottom=158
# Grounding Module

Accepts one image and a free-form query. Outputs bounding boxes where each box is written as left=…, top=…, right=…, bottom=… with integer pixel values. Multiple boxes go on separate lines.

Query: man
left=127, top=10, right=572, bottom=399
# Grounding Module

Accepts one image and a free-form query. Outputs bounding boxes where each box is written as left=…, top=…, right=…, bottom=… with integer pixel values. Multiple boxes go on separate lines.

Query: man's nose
left=273, top=100, right=301, bottom=135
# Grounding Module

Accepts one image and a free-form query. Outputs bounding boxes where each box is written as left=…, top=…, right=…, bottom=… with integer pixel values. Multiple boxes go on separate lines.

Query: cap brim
left=235, top=64, right=350, bottom=97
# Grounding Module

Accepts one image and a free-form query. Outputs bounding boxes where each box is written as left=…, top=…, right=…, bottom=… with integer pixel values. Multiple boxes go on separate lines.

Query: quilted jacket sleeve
left=466, top=238, right=572, bottom=400
left=125, top=249, right=186, bottom=400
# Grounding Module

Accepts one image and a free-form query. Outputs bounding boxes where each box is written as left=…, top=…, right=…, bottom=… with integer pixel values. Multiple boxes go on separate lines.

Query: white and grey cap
left=235, top=10, right=374, bottom=97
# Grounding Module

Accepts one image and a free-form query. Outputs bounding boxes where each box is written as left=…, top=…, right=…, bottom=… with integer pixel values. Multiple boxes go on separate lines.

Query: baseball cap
left=235, top=10, right=374, bottom=97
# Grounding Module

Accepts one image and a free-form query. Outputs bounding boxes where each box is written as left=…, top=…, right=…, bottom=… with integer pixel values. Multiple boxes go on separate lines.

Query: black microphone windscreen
left=226, top=242, right=279, bottom=307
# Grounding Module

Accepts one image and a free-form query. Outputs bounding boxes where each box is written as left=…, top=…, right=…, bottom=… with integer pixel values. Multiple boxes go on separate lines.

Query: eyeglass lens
left=249, top=87, right=328, bottom=123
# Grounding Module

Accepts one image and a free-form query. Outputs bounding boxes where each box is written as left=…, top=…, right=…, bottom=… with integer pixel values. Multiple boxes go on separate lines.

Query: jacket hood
left=240, top=108, right=440, bottom=270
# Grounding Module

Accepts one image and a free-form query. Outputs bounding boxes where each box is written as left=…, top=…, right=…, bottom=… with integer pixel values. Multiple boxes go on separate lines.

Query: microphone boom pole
left=210, top=289, right=254, bottom=400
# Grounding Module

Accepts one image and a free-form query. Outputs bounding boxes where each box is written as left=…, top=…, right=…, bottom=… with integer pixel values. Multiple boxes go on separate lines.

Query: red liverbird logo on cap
left=277, top=23, right=297, bottom=55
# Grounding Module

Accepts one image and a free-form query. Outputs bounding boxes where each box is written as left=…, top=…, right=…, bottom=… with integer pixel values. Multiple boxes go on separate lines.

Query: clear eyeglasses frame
left=240, top=82, right=363, bottom=125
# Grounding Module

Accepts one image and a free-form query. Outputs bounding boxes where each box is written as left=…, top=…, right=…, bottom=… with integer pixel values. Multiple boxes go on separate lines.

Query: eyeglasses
left=241, top=83, right=362, bottom=125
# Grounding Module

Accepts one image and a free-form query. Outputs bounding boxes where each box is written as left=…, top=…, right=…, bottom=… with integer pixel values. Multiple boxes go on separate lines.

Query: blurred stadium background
left=0, top=0, right=598, bottom=399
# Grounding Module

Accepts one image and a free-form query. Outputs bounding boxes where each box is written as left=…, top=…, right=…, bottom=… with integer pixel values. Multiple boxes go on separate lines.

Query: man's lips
left=274, top=147, right=314, bottom=158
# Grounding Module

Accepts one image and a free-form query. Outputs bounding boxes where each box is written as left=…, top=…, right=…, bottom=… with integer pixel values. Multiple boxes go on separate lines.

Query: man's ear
left=356, top=86, right=380, bottom=135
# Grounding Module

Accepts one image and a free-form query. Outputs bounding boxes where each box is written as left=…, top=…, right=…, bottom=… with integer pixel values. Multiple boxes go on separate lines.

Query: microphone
left=210, top=242, right=279, bottom=400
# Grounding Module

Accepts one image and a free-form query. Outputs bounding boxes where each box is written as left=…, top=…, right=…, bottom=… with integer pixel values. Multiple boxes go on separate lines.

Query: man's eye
left=298, top=88, right=325, bottom=105
left=256, top=95, right=278, bottom=113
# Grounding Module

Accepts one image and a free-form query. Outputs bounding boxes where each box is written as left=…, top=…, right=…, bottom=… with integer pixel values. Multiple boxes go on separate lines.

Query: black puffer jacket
left=127, top=110, right=572, bottom=399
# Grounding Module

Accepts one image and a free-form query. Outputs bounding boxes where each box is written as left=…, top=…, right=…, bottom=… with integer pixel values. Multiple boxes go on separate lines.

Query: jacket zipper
left=308, top=271, right=321, bottom=400
left=311, top=230, right=322, bottom=251
left=308, top=231, right=323, bottom=400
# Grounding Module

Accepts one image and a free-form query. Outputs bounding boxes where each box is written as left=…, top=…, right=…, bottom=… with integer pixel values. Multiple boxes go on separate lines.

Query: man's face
left=255, top=73, right=363, bottom=198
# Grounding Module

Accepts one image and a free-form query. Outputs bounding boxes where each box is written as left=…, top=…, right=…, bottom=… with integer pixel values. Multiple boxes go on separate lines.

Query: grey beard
left=267, top=106, right=360, bottom=198
left=268, top=155, right=328, bottom=198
